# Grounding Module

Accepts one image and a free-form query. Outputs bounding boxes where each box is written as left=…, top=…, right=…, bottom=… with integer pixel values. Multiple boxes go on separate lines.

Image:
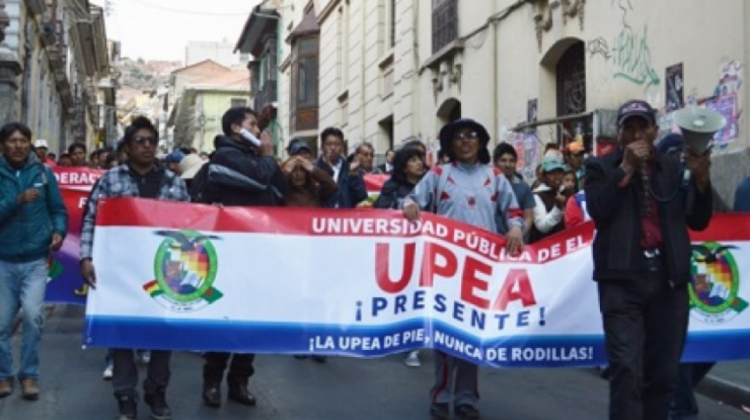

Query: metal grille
left=432, top=0, right=458, bottom=54
left=556, top=42, right=586, bottom=116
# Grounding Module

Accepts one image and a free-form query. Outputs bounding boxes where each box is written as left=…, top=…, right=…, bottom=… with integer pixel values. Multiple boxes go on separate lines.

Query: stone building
left=269, top=0, right=749, bottom=206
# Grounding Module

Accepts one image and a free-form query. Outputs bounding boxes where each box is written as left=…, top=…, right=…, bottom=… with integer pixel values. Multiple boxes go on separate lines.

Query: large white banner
left=84, top=198, right=750, bottom=367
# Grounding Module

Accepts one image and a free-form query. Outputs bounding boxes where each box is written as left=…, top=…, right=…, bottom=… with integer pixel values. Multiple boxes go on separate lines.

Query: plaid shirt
left=80, top=164, right=190, bottom=260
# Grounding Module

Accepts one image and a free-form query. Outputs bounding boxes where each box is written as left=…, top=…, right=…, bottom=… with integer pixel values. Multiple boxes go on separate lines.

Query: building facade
left=0, top=0, right=117, bottom=154
left=235, top=0, right=282, bottom=154
left=272, top=0, right=749, bottom=206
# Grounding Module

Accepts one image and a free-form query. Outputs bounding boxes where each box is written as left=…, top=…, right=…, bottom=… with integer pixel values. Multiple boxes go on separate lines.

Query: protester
left=564, top=141, right=586, bottom=189
left=529, top=156, right=569, bottom=243
left=33, top=139, right=55, bottom=167
left=282, top=138, right=337, bottom=209
left=403, top=118, right=524, bottom=420
left=493, top=142, right=536, bottom=239
left=564, top=189, right=590, bottom=229
left=80, top=116, right=189, bottom=420
left=89, top=150, right=101, bottom=169
left=317, top=127, right=368, bottom=208
left=354, top=142, right=382, bottom=174
left=584, top=99, right=713, bottom=420
left=177, top=153, right=205, bottom=191
left=374, top=145, right=425, bottom=210
left=57, top=153, right=72, bottom=167
left=373, top=145, right=426, bottom=366
left=47, top=152, right=56, bottom=162
left=192, top=106, right=285, bottom=409
left=0, top=122, right=68, bottom=401
left=562, top=168, right=578, bottom=194
left=164, top=151, right=185, bottom=175
left=377, top=148, right=395, bottom=174
left=653, top=132, right=719, bottom=420
left=68, top=142, right=87, bottom=167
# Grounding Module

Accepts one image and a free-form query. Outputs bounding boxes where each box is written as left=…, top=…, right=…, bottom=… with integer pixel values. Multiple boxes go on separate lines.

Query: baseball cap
left=540, top=156, right=566, bottom=173
left=288, top=138, right=311, bottom=156
left=34, top=139, right=49, bottom=149
left=165, top=151, right=185, bottom=163
left=617, top=100, right=657, bottom=126
left=566, top=142, right=585, bottom=154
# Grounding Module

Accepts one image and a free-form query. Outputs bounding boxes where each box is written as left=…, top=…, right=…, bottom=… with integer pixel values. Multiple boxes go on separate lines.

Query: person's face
left=385, top=150, right=395, bottom=164
left=543, top=170, right=564, bottom=189
left=98, top=151, right=109, bottom=164
left=2, top=130, right=31, bottom=166
left=58, top=156, right=72, bottom=167
left=290, top=165, right=307, bottom=187
left=322, top=135, right=344, bottom=162
left=451, top=129, right=480, bottom=164
left=562, top=173, right=576, bottom=191
left=126, top=128, right=158, bottom=166
left=495, top=153, right=517, bottom=178
left=405, top=155, right=425, bottom=179
left=107, top=159, right=119, bottom=169
left=70, top=147, right=87, bottom=166
left=357, top=146, right=374, bottom=171
left=567, top=151, right=584, bottom=170
left=168, top=162, right=180, bottom=173
left=35, top=147, right=48, bottom=160
left=619, top=117, right=658, bottom=147
left=234, top=113, right=260, bottom=137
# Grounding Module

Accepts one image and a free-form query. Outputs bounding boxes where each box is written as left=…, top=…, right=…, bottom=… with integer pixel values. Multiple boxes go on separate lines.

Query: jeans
left=112, top=349, right=171, bottom=399
left=0, top=258, right=48, bottom=382
left=598, top=256, right=690, bottom=420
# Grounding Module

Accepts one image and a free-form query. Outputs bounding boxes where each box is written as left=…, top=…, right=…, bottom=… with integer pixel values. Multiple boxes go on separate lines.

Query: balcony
left=254, top=81, right=277, bottom=113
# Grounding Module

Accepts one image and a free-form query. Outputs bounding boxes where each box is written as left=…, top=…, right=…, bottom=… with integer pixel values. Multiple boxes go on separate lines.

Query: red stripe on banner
left=95, top=198, right=599, bottom=264
left=689, top=213, right=750, bottom=242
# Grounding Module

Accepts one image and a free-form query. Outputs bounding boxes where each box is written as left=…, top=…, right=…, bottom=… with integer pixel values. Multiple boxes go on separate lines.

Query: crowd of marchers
left=1, top=98, right=750, bottom=420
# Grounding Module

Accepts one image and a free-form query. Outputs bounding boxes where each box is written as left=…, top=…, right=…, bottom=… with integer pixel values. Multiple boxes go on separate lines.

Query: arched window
left=556, top=42, right=586, bottom=117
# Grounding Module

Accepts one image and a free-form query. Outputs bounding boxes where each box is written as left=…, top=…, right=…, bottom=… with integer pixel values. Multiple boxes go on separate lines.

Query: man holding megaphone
left=584, top=99, right=714, bottom=420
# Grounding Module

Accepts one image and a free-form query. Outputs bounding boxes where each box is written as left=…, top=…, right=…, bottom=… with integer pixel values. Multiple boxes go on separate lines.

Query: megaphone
left=673, top=107, right=726, bottom=153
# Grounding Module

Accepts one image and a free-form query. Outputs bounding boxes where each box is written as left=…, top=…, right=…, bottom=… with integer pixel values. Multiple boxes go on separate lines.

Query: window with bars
left=556, top=42, right=586, bottom=116
left=432, top=0, right=458, bottom=54
left=231, top=98, right=248, bottom=108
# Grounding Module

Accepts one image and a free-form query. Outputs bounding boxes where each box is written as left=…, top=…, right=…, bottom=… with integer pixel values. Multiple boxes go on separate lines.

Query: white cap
left=33, top=139, right=49, bottom=149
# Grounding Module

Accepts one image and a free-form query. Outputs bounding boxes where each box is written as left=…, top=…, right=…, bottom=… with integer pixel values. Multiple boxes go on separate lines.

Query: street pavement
left=0, top=305, right=747, bottom=420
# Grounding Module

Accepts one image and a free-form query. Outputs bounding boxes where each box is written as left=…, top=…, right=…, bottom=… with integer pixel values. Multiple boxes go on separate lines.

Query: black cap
left=287, top=138, right=311, bottom=156
left=617, top=100, right=657, bottom=126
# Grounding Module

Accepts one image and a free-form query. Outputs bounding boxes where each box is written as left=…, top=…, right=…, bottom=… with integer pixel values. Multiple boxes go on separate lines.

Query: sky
left=90, top=0, right=261, bottom=62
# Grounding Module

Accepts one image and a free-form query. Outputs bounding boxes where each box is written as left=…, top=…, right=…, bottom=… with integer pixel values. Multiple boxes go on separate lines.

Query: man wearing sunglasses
left=80, top=116, right=190, bottom=420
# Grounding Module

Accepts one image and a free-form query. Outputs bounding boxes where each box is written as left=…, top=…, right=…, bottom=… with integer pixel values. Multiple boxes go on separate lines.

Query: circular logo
left=689, top=242, right=746, bottom=324
left=145, top=230, right=223, bottom=312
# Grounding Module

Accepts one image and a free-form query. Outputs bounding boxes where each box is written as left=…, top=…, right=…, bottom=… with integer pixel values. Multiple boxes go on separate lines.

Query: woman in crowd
left=403, top=118, right=524, bottom=420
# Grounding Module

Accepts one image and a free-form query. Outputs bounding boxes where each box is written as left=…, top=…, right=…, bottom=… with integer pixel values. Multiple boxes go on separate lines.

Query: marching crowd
left=0, top=98, right=748, bottom=420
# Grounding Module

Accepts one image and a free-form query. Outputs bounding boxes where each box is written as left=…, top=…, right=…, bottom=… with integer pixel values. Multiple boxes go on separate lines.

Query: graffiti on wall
left=588, top=0, right=660, bottom=90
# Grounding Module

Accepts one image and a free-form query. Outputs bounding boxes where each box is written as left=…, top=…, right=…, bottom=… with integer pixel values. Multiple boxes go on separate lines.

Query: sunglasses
left=453, top=131, right=479, bottom=141
left=133, top=136, right=158, bottom=146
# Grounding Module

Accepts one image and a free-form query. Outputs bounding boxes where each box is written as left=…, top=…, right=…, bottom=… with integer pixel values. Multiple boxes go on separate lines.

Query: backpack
left=188, top=163, right=211, bottom=203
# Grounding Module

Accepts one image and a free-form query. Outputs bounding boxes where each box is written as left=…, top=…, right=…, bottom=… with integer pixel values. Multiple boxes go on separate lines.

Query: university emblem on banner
left=142, top=230, right=223, bottom=312
left=689, top=242, right=747, bottom=323
left=46, top=256, right=64, bottom=284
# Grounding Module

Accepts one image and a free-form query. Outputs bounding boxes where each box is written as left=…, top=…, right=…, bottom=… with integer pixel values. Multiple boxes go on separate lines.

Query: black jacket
left=373, top=178, right=416, bottom=210
left=584, top=149, right=712, bottom=285
left=204, top=135, right=286, bottom=207
left=316, top=157, right=368, bottom=208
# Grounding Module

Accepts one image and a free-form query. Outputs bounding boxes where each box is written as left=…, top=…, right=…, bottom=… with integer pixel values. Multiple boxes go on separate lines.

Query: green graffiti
left=611, top=24, right=660, bottom=89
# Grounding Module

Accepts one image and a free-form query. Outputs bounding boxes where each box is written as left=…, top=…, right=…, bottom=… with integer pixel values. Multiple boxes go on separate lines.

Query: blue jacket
left=734, top=176, right=750, bottom=212
left=0, top=153, right=68, bottom=262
